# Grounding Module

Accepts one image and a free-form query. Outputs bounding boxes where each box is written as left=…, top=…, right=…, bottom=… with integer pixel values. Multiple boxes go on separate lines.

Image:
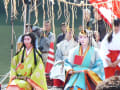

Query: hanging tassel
left=64, top=1, right=70, bottom=26
left=51, top=0, right=56, bottom=38
left=47, top=0, right=50, bottom=19
left=13, top=0, right=18, bottom=19
left=82, top=1, right=85, bottom=30
left=43, top=0, right=46, bottom=37
left=71, top=5, right=75, bottom=33
left=33, top=0, right=39, bottom=25
left=43, top=0, right=45, bottom=26
left=3, top=0, right=9, bottom=23
left=57, top=0, right=62, bottom=20
left=74, top=7, right=77, bottom=19
left=21, top=0, right=25, bottom=21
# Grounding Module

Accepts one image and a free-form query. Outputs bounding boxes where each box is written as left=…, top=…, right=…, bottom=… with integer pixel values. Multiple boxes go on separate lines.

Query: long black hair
left=21, top=32, right=37, bottom=65
left=107, top=32, right=113, bottom=43
left=108, top=19, right=120, bottom=43
left=22, top=32, right=36, bottom=48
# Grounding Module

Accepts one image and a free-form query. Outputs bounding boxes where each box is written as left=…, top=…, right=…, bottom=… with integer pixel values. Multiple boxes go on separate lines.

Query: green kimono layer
left=9, top=48, right=47, bottom=90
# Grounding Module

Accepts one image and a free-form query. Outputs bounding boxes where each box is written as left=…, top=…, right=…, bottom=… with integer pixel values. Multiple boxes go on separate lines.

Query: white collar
left=26, top=47, right=33, bottom=56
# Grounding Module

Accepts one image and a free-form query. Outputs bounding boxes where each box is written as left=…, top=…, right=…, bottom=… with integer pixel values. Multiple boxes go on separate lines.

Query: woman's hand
left=113, top=59, right=120, bottom=67
left=10, top=76, right=17, bottom=81
left=94, top=31, right=100, bottom=42
left=69, top=69, right=74, bottom=74
left=106, top=59, right=114, bottom=67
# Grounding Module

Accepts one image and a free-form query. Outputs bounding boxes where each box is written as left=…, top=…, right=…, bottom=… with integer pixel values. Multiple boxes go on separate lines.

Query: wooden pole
left=11, top=0, right=14, bottom=63
left=24, top=4, right=27, bottom=34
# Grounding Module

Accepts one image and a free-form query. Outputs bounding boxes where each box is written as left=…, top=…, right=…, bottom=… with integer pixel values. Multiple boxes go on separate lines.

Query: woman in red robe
left=100, top=18, right=120, bottom=79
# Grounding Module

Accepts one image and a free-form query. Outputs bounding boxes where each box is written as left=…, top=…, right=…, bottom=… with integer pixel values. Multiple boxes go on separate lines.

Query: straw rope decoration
left=59, top=0, right=112, bottom=7
left=47, top=0, right=50, bottom=19
left=64, top=3, right=66, bottom=22
left=51, top=0, right=56, bottom=38
left=4, top=0, right=18, bottom=22
left=64, top=3, right=66, bottom=24
left=42, top=0, right=45, bottom=29
left=21, top=0, right=25, bottom=21
left=30, top=1, right=41, bottom=22
left=33, top=0, right=39, bottom=25
left=50, top=1, right=52, bottom=21
left=67, top=3, right=70, bottom=26
left=3, top=0, right=114, bottom=22
left=13, top=0, right=18, bottom=19
left=4, top=0, right=9, bottom=22
left=64, top=1, right=70, bottom=27
left=74, top=6, right=77, bottom=19
left=57, top=0, right=62, bottom=20
left=20, top=0, right=27, bottom=33
left=83, top=0, right=88, bottom=30
left=21, top=0, right=26, bottom=32
left=71, top=5, right=74, bottom=33
left=82, top=1, right=84, bottom=30
left=47, top=0, right=52, bottom=21
left=3, top=0, right=119, bottom=38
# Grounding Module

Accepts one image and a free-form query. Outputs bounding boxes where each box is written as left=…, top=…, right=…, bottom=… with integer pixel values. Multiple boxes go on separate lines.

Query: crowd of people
left=6, top=8, right=120, bottom=90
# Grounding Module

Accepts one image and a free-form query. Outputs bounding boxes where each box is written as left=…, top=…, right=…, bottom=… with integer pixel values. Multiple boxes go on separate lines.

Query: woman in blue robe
left=64, top=30, right=105, bottom=90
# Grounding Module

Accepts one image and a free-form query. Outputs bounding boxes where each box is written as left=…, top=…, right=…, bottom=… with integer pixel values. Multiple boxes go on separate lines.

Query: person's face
left=45, top=23, right=51, bottom=32
left=61, top=25, right=66, bottom=33
left=65, top=31, right=73, bottom=40
left=25, top=27, right=32, bottom=33
left=79, top=34, right=89, bottom=46
left=114, top=25, right=120, bottom=33
left=24, top=36, right=32, bottom=48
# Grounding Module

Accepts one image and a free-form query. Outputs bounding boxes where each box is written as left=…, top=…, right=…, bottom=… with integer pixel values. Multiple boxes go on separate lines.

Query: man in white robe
left=50, top=28, right=78, bottom=90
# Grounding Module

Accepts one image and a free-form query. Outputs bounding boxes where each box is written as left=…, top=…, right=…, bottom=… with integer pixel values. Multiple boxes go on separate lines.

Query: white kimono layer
left=50, top=39, right=78, bottom=81
left=100, top=31, right=120, bottom=68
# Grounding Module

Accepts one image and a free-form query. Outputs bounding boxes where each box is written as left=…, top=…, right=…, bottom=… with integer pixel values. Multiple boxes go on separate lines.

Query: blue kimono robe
left=64, top=46, right=105, bottom=90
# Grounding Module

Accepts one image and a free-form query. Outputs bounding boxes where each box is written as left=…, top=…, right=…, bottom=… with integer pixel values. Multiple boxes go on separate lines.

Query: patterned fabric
left=64, top=46, right=105, bottom=90
left=8, top=48, right=47, bottom=90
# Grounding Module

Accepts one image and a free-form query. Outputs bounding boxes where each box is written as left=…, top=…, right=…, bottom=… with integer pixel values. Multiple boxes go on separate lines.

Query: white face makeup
left=79, top=34, right=89, bottom=47
left=24, top=36, right=32, bottom=49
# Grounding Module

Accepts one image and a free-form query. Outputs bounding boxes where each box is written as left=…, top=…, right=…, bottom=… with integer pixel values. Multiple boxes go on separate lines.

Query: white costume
left=50, top=39, right=78, bottom=81
left=100, top=31, right=120, bottom=68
